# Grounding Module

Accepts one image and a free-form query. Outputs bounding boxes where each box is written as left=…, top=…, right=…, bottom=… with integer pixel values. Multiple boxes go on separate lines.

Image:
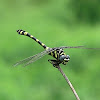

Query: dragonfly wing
left=23, top=48, right=56, bottom=67
left=14, top=50, right=48, bottom=67
left=23, top=50, right=49, bottom=67
left=14, top=55, right=36, bottom=67
left=57, top=46, right=100, bottom=49
left=57, top=46, right=84, bottom=49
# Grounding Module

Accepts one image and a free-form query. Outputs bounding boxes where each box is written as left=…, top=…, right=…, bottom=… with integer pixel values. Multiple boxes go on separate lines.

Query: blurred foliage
left=69, top=0, right=100, bottom=24
left=0, top=0, right=100, bottom=100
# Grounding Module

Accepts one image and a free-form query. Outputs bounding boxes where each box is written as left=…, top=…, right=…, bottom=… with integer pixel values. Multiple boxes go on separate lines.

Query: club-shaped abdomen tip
left=16, top=30, right=22, bottom=34
left=16, top=30, right=19, bottom=32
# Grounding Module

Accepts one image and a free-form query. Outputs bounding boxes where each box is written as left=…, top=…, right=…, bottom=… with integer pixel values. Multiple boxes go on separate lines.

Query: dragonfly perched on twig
left=14, top=30, right=100, bottom=67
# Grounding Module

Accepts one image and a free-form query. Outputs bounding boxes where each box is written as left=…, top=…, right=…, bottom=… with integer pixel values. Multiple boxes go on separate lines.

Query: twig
left=56, top=65, right=80, bottom=100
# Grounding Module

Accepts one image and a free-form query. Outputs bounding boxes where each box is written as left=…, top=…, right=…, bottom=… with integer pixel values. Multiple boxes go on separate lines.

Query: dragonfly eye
left=59, top=55, right=70, bottom=62
left=59, top=55, right=66, bottom=61
left=64, top=55, right=70, bottom=62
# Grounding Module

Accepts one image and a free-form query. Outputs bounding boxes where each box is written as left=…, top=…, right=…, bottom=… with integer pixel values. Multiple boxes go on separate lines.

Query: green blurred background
left=1, top=0, right=100, bottom=100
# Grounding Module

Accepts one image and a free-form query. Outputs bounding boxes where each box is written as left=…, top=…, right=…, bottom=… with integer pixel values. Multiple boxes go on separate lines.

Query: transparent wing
left=14, top=45, right=100, bottom=67
left=14, top=48, right=53, bottom=67
left=14, top=50, right=48, bottom=67
left=23, top=50, right=49, bottom=67
left=56, top=46, right=100, bottom=49
left=14, top=55, right=35, bottom=67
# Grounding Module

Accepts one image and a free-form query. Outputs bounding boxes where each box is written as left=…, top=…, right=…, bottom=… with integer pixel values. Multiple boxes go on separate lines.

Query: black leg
left=48, top=59, right=59, bottom=68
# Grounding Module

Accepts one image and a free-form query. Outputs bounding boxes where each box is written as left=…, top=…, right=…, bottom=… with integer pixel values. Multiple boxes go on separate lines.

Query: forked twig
left=56, top=65, right=80, bottom=100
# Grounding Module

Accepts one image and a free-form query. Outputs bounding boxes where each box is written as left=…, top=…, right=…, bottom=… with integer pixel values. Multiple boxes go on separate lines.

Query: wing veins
left=14, top=50, right=47, bottom=67
left=57, top=46, right=100, bottom=49
left=14, top=48, right=54, bottom=67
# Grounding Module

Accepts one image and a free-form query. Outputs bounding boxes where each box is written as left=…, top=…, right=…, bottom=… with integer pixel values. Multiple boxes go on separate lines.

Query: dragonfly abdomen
left=17, top=30, right=47, bottom=49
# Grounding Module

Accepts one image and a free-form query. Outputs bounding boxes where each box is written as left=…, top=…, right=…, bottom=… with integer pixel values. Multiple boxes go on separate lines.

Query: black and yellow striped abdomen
left=17, top=30, right=47, bottom=49
left=17, top=30, right=67, bottom=64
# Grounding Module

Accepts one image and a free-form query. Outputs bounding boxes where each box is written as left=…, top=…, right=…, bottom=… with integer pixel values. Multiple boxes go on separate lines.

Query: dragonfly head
left=59, top=55, right=70, bottom=64
left=61, top=55, right=70, bottom=65
left=64, top=55, right=70, bottom=62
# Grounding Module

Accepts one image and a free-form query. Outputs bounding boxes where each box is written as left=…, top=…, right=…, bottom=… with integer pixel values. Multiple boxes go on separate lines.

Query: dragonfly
left=14, top=30, right=100, bottom=67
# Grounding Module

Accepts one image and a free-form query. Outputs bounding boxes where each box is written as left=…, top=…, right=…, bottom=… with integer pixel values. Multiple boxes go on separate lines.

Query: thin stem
left=56, top=65, right=80, bottom=100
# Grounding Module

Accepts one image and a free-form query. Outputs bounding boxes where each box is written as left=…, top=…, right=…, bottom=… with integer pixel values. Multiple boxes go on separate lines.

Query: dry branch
left=56, top=65, right=80, bottom=100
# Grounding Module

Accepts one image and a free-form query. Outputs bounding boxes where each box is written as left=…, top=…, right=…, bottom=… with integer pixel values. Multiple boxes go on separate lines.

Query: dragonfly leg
left=48, top=59, right=59, bottom=68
